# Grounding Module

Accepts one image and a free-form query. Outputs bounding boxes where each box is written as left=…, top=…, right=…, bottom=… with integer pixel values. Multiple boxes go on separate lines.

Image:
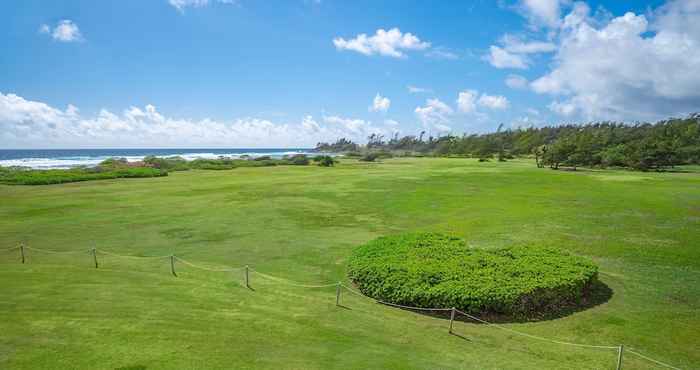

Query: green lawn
left=0, top=158, right=698, bottom=369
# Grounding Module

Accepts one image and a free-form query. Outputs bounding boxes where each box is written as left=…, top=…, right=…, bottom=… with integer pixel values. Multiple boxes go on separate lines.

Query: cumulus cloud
left=0, top=92, right=394, bottom=148
left=505, top=74, right=529, bottom=89
left=531, top=0, right=700, bottom=121
left=485, top=34, right=556, bottom=69
left=518, top=0, right=565, bottom=28
left=168, top=0, right=236, bottom=12
left=415, top=98, right=453, bottom=132
left=457, top=90, right=478, bottom=113
left=370, top=93, right=391, bottom=112
left=478, top=94, right=510, bottom=110
left=484, top=46, right=528, bottom=69
left=333, top=28, right=430, bottom=58
left=39, top=20, right=83, bottom=42
left=458, top=90, right=510, bottom=113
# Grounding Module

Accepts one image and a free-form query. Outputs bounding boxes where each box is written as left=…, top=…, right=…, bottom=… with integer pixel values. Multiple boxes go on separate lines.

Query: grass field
left=0, top=158, right=698, bottom=369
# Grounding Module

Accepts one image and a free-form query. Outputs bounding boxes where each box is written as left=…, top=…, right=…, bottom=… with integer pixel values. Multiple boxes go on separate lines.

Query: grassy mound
left=348, top=233, right=599, bottom=318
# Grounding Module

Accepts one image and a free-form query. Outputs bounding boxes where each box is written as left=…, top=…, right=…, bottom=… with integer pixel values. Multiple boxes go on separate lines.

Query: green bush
left=313, top=155, right=336, bottom=167
left=287, top=154, right=310, bottom=165
left=143, top=156, right=190, bottom=171
left=347, top=233, right=598, bottom=317
left=0, top=167, right=168, bottom=185
left=359, top=153, right=378, bottom=162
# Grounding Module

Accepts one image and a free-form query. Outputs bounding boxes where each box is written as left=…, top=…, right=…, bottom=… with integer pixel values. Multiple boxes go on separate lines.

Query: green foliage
left=313, top=155, right=336, bottom=167
left=315, top=137, right=359, bottom=152
left=287, top=154, right=310, bottom=165
left=99, top=157, right=130, bottom=168
left=0, top=166, right=167, bottom=185
left=143, top=156, right=190, bottom=171
left=359, top=153, right=378, bottom=162
left=348, top=233, right=598, bottom=317
left=322, top=114, right=700, bottom=171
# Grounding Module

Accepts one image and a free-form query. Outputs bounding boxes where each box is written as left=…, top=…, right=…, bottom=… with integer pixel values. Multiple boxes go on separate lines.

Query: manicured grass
left=0, top=158, right=698, bottom=369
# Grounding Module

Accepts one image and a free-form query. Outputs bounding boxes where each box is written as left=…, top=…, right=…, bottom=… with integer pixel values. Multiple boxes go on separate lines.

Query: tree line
left=315, top=114, right=700, bottom=171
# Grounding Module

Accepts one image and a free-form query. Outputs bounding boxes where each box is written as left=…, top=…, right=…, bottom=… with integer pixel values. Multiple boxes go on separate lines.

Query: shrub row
left=347, top=233, right=598, bottom=318
left=0, top=154, right=339, bottom=185
left=0, top=166, right=168, bottom=185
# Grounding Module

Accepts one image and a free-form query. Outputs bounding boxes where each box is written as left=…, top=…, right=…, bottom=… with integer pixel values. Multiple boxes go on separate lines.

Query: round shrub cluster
left=347, top=233, right=599, bottom=317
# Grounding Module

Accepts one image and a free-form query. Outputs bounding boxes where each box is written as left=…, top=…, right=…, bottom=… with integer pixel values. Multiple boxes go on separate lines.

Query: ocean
left=0, top=149, right=314, bottom=169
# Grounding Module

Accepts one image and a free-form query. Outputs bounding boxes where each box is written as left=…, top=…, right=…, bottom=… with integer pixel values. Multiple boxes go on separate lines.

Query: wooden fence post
left=449, top=307, right=456, bottom=334
left=92, top=248, right=98, bottom=268
left=616, top=345, right=624, bottom=370
left=335, top=282, right=341, bottom=306
left=170, top=255, right=177, bottom=277
left=245, top=265, right=249, bottom=288
left=20, top=244, right=25, bottom=264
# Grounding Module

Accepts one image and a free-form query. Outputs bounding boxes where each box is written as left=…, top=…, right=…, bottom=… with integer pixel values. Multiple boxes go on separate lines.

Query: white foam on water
left=0, top=150, right=313, bottom=169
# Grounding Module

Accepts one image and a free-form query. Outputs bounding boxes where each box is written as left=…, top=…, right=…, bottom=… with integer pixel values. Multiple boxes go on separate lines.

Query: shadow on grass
left=383, top=279, right=613, bottom=324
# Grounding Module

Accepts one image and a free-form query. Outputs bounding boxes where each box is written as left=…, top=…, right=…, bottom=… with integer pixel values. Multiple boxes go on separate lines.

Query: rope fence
left=0, top=243, right=686, bottom=370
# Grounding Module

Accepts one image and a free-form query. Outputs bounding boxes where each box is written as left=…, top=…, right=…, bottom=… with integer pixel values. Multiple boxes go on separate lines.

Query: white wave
left=0, top=150, right=314, bottom=169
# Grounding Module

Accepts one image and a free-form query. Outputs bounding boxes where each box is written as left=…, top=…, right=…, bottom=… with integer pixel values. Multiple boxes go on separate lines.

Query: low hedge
left=347, top=233, right=598, bottom=317
left=0, top=167, right=168, bottom=185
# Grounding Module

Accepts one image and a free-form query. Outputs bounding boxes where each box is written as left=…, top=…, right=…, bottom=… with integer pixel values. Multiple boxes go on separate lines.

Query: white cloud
left=370, top=93, right=391, bottom=112
left=518, top=0, right=564, bottom=28
left=0, top=92, right=395, bottom=148
left=548, top=100, right=577, bottom=116
left=333, top=28, right=430, bottom=58
left=457, top=90, right=510, bottom=115
left=485, top=34, right=556, bottom=69
left=500, top=34, right=556, bottom=53
left=168, top=0, right=236, bottom=12
left=478, top=94, right=510, bottom=110
left=484, top=46, right=528, bottom=69
left=532, top=0, right=700, bottom=121
left=505, top=74, right=529, bottom=89
left=407, top=85, right=432, bottom=94
left=415, top=98, right=453, bottom=132
left=457, top=90, right=478, bottom=113
left=40, top=20, right=83, bottom=42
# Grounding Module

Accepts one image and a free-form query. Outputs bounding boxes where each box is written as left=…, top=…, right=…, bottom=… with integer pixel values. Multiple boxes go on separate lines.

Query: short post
left=244, top=265, right=250, bottom=288
left=170, top=255, right=177, bottom=277
left=616, top=345, right=624, bottom=370
left=20, top=244, right=25, bottom=264
left=335, top=282, right=341, bottom=306
left=92, top=248, right=98, bottom=269
left=449, top=307, right=456, bottom=334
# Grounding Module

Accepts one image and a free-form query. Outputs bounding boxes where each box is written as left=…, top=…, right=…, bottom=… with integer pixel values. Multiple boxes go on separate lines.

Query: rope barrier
left=454, top=309, right=618, bottom=349
left=96, top=249, right=171, bottom=259
left=174, top=256, right=245, bottom=272
left=250, top=268, right=339, bottom=288
left=627, top=348, right=683, bottom=370
left=1, top=244, right=686, bottom=368
left=376, top=300, right=453, bottom=312
left=25, top=246, right=90, bottom=254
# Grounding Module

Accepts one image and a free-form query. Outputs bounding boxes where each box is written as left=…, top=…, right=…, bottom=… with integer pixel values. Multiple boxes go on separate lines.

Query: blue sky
left=1, top=0, right=697, bottom=148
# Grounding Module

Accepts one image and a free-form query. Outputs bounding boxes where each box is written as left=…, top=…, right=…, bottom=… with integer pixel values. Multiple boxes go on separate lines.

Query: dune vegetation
left=0, top=157, right=698, bottom=369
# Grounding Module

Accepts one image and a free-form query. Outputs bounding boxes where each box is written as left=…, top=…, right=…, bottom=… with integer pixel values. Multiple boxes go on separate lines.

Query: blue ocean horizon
left=0, top=148, right=314, bottom=169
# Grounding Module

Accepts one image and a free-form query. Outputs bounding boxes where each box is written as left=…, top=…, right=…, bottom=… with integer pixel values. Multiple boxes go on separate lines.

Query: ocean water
left=0, top=149, right=313, bottom=169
